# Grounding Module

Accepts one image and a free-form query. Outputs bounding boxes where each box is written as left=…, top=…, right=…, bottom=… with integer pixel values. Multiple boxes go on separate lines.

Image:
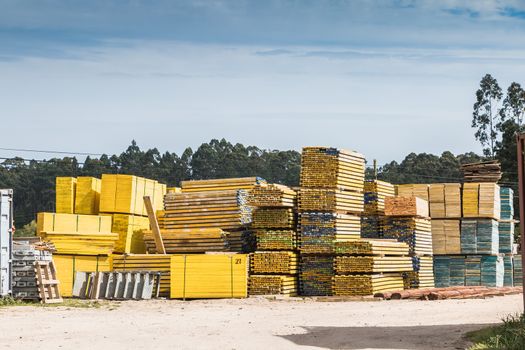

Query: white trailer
left=0, top=189, right=13, bottom=296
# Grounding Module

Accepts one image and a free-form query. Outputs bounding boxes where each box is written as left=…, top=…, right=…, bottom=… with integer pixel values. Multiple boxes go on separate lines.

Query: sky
left=1, top=0, right=525, bottom=164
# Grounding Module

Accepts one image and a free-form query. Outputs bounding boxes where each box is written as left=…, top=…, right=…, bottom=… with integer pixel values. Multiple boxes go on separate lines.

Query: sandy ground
left=0, top=294, right=522, bottom=350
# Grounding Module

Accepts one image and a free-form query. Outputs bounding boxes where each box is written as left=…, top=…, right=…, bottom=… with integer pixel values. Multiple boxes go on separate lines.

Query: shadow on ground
left=279, top=323, right=496, bottom=350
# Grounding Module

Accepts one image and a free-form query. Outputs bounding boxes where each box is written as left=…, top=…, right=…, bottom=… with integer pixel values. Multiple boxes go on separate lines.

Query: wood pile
left=513, top=255, right=522, bottom=287
left=332, top=274, right=404, bottom=296
left=249, top=275, right=297, bottom=296
left=465, top=255, right=482, bottom=286
left=404, top=256, right=435, bottom=289
left=55, top=177, right=77, bottom=214
left=500, top=187, right=514, bottom=221
left=334, top=239, right=409, bottom=256
left=226, top=230, right=256, bottom=253
left=300, top=147, right=365, bottom=191
left=461, top=161, right=502, bottom=183
left=481, top=255, right=504, bottom=287
left=431, top=219, right=461, bottom=255
left=396, top=184, right=429, bottom=202
left=433, top=255, right=504, bottom=288
left=460, top=219, right=499, bottom=255
left=250, top=251, right=298, bottom=274
left=363, top=180, right=395, bottom=215
left=299, top=212, right=360, bottom=254
left=428, top=184, right=461, bottom=218
left=256, top=230, right=297, bottom=250
left=144, top=228, right=229, bottom=253
left=299, top=255, right=335, bottom=296
left=170, top=254, right=248, bottom=299
left=462, top=183, right=500, bottom=219
left=334, top=256, right=413, bottom=273
left=252, top=208, right=295, bottom=229
left=161, top=190, right=252, bottom=230
left=109, top=214, right=150, bottom=254
left=298, top=189, right=363, bottom=213
left=499, top=222, right=514, bottom=254
left=503, top=256, right=513, bottom=286
left=113, top=254, right=171, bottom=297
left=360, top=216, right=384, bottom=239
left=181, top=177, right=266, bottom=192
left=248, top=184, right=296, bottom=207
left=384, top=196, right=429, bottom=218
left=74, top=177, right=101, bottom=215
left=383, top=217, right=433, bottom=255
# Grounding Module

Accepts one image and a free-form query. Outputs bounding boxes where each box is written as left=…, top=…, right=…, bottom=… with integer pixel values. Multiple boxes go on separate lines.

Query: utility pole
left=373, top=159, right=378, bottom=180
left=515, top=133, right=525, bottom=311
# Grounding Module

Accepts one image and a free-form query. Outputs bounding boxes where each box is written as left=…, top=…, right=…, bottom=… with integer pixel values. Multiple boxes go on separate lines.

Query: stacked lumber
left=461, top=161, right=502, bottom=183
left=428, top=184, right=461, bottom=218
left=384, top=196, right=429, bottom=218
left=99, top=174, right=166, bottom=216
left=167, top=187, right=181, bottom=194
left=334, top=239, right=409, bottom=256
left=255, top=230, right=297, bottom=250
left=481, top=255, right=504, bottom=287
left=332, top=274, right=404, bottom=296
left=499, top=222, right=515, bottom=254
left=108, top=214, right=150, bottom=254
left=396, top=184, right=429, bottom=201
left=433, top=255, right=504, bottom=288
left=54, top=254, right=112, bottom=297
left=449, top=256, right=466, bottom=286
left=252, top=208, right=295, bottom=229
left=431, top=219, right=461, bottom=255
left=300, top=147, right=365, bottom=191
left=144, top=228, right=229, bottom=254
left=299, top=212, right=360, bottom=254
left=500, top=187, right=514, bottom=221
left=363, top=180, right=395, bottom=215
left=226, top=230, right=256, bottom=253
left=460, top=219, right=499, bottom=255
left=360, top=216, right=384, bottom=238
left=334, top=256, right=412, bottom=273
left=161, top=190, right=252, bottom=230
left=433, top=256, right=451, bottom=287
left=462, top=183, right=500, bottom=219
left=465, top=255, right=482, bottom=286
left=404, top=256, right=435, bottom=288
left=462, top=183, right=479, bottom=217
left=250, top=251, right=298, bottom=274
left=181, top=177, right=266, bottom=192
left=248, top=184, right=296, bottom=207
left=513, top=255, right=522, bottom=287
left=503, top=256, right=514, bottom=287
left=298, top=189, right=363, bottom=214
left=249, top=275, right=297, bottom=296
left=56, top=177, right=77, bottom=213
left=383, top=217, right=433, bottom=255
left=37, top=213, right=117, bottom=255
left=113, top=254, right=171, bottom=297
left=299, top=255, right=335, bottom=296
left=74, top=176, right=101, bottom=215
left=170, top=254, right=248, bottom=299
left=429, top=184, right=446, bottom=218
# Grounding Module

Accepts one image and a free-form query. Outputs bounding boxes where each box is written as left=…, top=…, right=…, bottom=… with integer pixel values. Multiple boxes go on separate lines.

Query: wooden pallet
left=35, top=260, right=63, bottom=304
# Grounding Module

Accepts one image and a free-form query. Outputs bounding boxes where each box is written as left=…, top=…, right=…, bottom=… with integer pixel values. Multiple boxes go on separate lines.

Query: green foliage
left=472, top=74, right=503, bottom=157
left=468, top=313, right=525, bottom=350
left=14, top=220, right=36, bottom=237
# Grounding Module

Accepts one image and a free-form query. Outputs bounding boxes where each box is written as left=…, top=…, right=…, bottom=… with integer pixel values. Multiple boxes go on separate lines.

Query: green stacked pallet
left=449, top=256, right=466, bottom=286
left=433, top=256, right=450, bottom=288
left=498, top=222, right=514, bottom=254
left=465, top=255, right=482, bottom=286
left=480, top=255, right=504, bottom=287
left=503, top=255, right=513, bottom=287
left=513, top=255, right=522, bottom=287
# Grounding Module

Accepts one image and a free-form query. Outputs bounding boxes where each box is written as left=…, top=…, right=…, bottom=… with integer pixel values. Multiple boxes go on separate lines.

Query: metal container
left=0, top=189, right=13, bottom=296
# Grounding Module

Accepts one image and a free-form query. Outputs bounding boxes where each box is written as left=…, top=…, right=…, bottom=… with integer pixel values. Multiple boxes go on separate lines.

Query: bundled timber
left=384, top=196, right=429, bottom=218
left=332, top=274, right=404, bottom=296
left=300, top=147, right=365, bottom=191
left=396, top=184, right=429, bottom=202
left=256, top=230, right=297, bottom=250
left=161, top=190, right=252, bottom=230
left=404, top=256, right=435, bottom=289
left=363, top=180, right=395, bottom=215
left=248, top=184, right=296, bottom=207
left=334, top=239, right=409, bottom=256
left=429, top=184, right=445, bottom=218
left=167, top=187, right=181, bottom=194
left=252, top=208, right=295, bottom=229
left=113, top=254, right=171, bottom=297
left=462, top=183, right=500, bottom=219
left=460, top=219, right=499, bottom=255
left=299, top=255, right=335, bottom=296
left=180, top=177, right=266, bottom=193
left=144, top=228, right=229, bottom=254
left=170, top=254, right=248, bottom=299
left=383, top=217, right=433, bottom=255
left=39, top=231, right=118, bottom=255
left=299, top=212, right=360, bottom=254
left=499, top=222, right=514, bottom=254
left=481, top=255, right=504, bottom=287
left=108, top=214, right=150, bottom=254
left=360, top=216, right=384, bottom=239
left=513, top=255, right=522, bottom=287
left=465, top=255, right=482, bottom=286
left=298, top=188, right=363, bottom=214
left=249, top=275, right=297, bottom=296
left=74, top=177, right=101, bottom=215
left=431, top=219, right=461, bottom=255
left=334, top=256, right=413, bottom=274
left=428, top=183, right=461, bottom=218
left=56, top=177, right=77, bottom=214
left=461, top=161, right=502, bottom=183
left=37, top=212, right=112, bottom=234
left=251, top=251, right=298, bottom=274
left=226, top=230, right=256, bottom=253
left=500, top=187, right=514, bottom=221
left=503, top=256, right=513, bottom=287
left=462, top=183, right=479, bottom=217
left=433, top=255, right=504, bottom=288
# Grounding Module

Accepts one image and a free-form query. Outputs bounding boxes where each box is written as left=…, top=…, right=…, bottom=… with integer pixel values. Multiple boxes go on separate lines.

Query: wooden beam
left=143, top=195, right=166, bottom=254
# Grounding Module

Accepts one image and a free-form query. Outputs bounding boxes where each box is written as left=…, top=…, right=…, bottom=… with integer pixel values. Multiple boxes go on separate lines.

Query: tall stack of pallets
left=247, top=183, right=299, bottom=296
left=298, top=147, right=365, bottom=296
left=383, top=196, right=434, bottom=288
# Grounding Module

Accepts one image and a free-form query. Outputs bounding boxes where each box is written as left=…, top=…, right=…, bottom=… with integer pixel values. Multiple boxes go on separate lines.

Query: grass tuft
left=467, top=313, right=525, bottom=349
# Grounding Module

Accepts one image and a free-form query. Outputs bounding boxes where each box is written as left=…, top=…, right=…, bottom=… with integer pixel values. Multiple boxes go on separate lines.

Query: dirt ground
left=0, top=294, right=522, bottom=350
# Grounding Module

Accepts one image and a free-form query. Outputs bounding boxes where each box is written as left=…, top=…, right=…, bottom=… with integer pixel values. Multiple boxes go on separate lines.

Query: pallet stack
left=383, top=196, right=434, bottom=288
left=499, top=187, right=516, bottom=287
left=461, top=161, right=502, bottom=183
left=332, top=240, right=409, bottom=296
left=247, top=183, right=298, bottom=296
left=297, top=147, right=365, bottom=296
left=11, top=241, right=53, bottom=301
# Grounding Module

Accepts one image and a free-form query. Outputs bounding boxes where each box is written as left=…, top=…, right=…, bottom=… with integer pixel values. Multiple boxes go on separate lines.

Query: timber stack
left=298, top=147, right=365, bottom=296
left=361, top=180, right=395, bottom=239
left=247, top=183, right=299, bottom=296
left=461, top=160, right=502, bottom=183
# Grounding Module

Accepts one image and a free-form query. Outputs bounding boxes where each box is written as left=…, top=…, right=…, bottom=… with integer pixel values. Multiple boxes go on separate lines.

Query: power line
left=0, top=147, right=103, bottom=156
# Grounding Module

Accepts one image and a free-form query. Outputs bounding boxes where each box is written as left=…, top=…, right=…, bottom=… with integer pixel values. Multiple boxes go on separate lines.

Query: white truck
left=0, top=189, right=13, bottom=297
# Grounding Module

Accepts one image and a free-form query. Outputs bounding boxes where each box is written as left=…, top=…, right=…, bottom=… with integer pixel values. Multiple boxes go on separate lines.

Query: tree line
left=1, top=74, right=523, bottom=227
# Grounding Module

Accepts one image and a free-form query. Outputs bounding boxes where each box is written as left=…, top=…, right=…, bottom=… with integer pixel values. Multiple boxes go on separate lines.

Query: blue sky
left=1, top=0, right=525, bottom=164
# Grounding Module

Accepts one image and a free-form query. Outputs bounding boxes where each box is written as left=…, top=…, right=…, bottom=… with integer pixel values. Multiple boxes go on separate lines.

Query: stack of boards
left=299, top=188, right=363, bottom=213
left=363, top=180, right=395, bottom=215
left=431, top=219, right=461, bottom=254
left=249, top=251, right=298, bottom=296
left=384, top=196, right=429, bottom=218
left=112, top=255, right=171, bottom=297
left=143, top=228, right=229, bottom=254
left=461, top=161, right=502, bottom=183
left=460, top=219, right=499, bottom=255
left=248, top=184, right=296, bottom=207
left=462, top=183, right=500, bottom=220
left=383, top=217, right=433, bottom=256
left=428, top=184, right=461, bottom=218
left=180, top=177, right=266, bottom=192
left=433, top=255, right=504, bottom=287
left=513, top=255, right=523, bottom=287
